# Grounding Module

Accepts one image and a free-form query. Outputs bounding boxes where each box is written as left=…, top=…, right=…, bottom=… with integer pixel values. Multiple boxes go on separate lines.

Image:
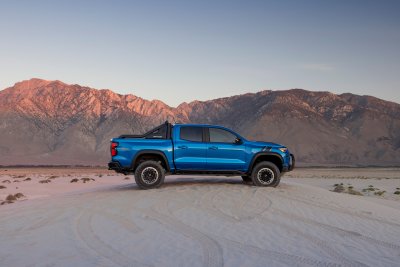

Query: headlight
left=279, top=147, right=288, bottom=153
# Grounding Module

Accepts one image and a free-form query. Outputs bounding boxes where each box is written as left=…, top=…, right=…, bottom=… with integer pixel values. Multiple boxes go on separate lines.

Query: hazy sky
left=1, top=0, right=399, bottom=106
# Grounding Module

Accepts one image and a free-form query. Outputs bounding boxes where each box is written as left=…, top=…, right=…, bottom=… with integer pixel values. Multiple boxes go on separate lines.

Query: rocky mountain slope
left=0, top=78, right=399, bottom=166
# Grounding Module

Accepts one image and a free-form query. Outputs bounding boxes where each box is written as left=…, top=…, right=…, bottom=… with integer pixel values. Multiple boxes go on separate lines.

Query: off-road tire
left=134, top=160, right=165, bottom=189
left=241, top=175, right=252, bottom=183
left=251, top=161, right=280, bottom=187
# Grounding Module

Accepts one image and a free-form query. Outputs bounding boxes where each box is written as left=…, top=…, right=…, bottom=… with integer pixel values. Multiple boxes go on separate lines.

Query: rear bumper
left=108, top=161, right=123, bottom=172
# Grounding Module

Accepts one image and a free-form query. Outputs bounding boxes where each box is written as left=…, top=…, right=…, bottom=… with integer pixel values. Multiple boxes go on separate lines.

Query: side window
left=209, top=128, right=237, bottom=143
left=180, top=127, right=203, bottom=142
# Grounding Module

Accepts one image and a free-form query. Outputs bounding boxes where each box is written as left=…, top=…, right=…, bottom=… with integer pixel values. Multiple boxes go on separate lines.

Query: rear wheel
left=251, top=161, right=280, bottom=187
left=134, top=161, right=165, bottom=189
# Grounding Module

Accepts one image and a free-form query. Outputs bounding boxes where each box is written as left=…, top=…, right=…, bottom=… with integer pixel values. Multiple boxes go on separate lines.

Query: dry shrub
left=332, top=183, right=363, bottom=196
left=14, top=193, right=25, bottom=198
left=333, top=184, right=345, bottom=193
left=81, top=178, right=95, bottom=183
left=348, top=189, right=363, bottom=196
left=6, top=194, right=17, bottom=201
left=374, top=190, right=386, bottom=196
left=2, top=180, right=11, bottom=184
left=39, top=179, right=51, bottom=184
left=24, top=178, right=32, bottom=181
left=48, top=175, right=58, bottom=179
left=70, top=178, right=79, bottom=183
left=0, top=185, right=6, bottom=189
left=1, top=193, right=24, bottom=205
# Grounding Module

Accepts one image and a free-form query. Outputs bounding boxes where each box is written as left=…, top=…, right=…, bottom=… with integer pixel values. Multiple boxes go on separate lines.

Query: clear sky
left=0, top=0, right=399, bottom=106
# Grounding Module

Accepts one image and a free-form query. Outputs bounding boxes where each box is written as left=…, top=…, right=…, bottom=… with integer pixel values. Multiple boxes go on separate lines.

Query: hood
left=246, top=140, right=284, bottom=148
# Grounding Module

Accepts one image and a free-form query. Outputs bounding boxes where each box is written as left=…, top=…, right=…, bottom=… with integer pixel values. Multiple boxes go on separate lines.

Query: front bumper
left=282, top=154, right=295, bottom=172
left=289, top=153, right=295, bottom=171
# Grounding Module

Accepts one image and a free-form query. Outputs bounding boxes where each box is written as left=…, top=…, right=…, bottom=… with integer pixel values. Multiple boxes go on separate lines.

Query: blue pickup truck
left=108, top=122, right=295, bottom=189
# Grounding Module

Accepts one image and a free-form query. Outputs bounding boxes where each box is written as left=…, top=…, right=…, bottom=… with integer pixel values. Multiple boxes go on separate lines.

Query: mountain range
left=0, top=78, right=399, bottom=166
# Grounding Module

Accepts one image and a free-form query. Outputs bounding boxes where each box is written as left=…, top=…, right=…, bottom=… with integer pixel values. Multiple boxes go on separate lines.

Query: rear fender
left=131, top=150, right=171, bottom=172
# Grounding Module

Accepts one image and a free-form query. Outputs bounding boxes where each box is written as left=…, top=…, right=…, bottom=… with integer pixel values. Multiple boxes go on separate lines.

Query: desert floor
left=1, top=167, right=400, bottom=267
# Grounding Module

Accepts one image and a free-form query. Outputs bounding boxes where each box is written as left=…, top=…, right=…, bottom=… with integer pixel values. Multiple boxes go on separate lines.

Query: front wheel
left=251, top=162, right=280, bottom=187
left=134, top=161, right=165, bottom=189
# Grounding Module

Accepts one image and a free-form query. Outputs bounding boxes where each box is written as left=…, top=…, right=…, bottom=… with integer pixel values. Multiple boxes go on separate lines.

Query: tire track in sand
left=74, top=192, right=150, bottom=267
left=154, top=186, right=339, bottom=267
left=273, top=208, right=400, bottom=251
left=196, top=186, right=350, bottom=267
left=219, top=236, right=340, bottom=267
left=204, top=187, right=273, bottom=222
left=145, top=193, right=224, bottom=267
left=75, top=208, right=151, bottom=267
left=269, top=189, right=400, bottom=228
left=257, top=215, right=368, bottom=267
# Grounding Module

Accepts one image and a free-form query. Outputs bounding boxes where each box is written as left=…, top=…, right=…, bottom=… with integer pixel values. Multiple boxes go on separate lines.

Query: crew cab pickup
left=108, top=122, right=295, bottom=189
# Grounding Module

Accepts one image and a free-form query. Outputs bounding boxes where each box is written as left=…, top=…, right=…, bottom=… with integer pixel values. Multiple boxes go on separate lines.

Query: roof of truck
left=174, top=123, right=227, bottom=128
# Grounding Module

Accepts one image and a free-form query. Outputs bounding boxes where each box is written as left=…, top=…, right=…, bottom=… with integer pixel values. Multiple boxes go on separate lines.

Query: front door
left=206, top=127, right=247, bottom=171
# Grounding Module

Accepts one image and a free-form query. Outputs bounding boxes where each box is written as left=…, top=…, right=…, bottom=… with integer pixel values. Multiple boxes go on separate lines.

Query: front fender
left=248, top=152, right=284, bottom=172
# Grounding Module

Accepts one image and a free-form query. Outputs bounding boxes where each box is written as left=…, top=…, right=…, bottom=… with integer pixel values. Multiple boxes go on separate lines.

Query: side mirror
left=235, top=137, right=242, bottom=144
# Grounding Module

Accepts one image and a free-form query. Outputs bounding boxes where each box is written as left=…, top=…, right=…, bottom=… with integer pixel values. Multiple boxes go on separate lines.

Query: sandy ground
left=1, top=168, right=400, bottom=266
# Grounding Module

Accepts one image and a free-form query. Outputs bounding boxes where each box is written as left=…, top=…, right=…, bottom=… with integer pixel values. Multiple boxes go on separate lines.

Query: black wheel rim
left=257, top=168, right=275, bottom=185
left=141, top=167, right=159, bottom=185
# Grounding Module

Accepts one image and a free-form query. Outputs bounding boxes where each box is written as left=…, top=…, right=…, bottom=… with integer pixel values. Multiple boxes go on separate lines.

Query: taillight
left=111, top=142, right=118, bottom=156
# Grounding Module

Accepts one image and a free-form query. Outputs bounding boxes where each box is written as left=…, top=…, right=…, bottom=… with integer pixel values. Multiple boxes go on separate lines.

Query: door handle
left=177, top=145, right=188, bottom=149
left=209, top=146, right=218, bottom=150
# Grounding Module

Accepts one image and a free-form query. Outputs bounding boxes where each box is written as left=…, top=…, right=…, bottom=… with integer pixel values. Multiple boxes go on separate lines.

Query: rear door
left=174, top=126, right=207, bottom=170
left=206, top=127, right=247, bottom=171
